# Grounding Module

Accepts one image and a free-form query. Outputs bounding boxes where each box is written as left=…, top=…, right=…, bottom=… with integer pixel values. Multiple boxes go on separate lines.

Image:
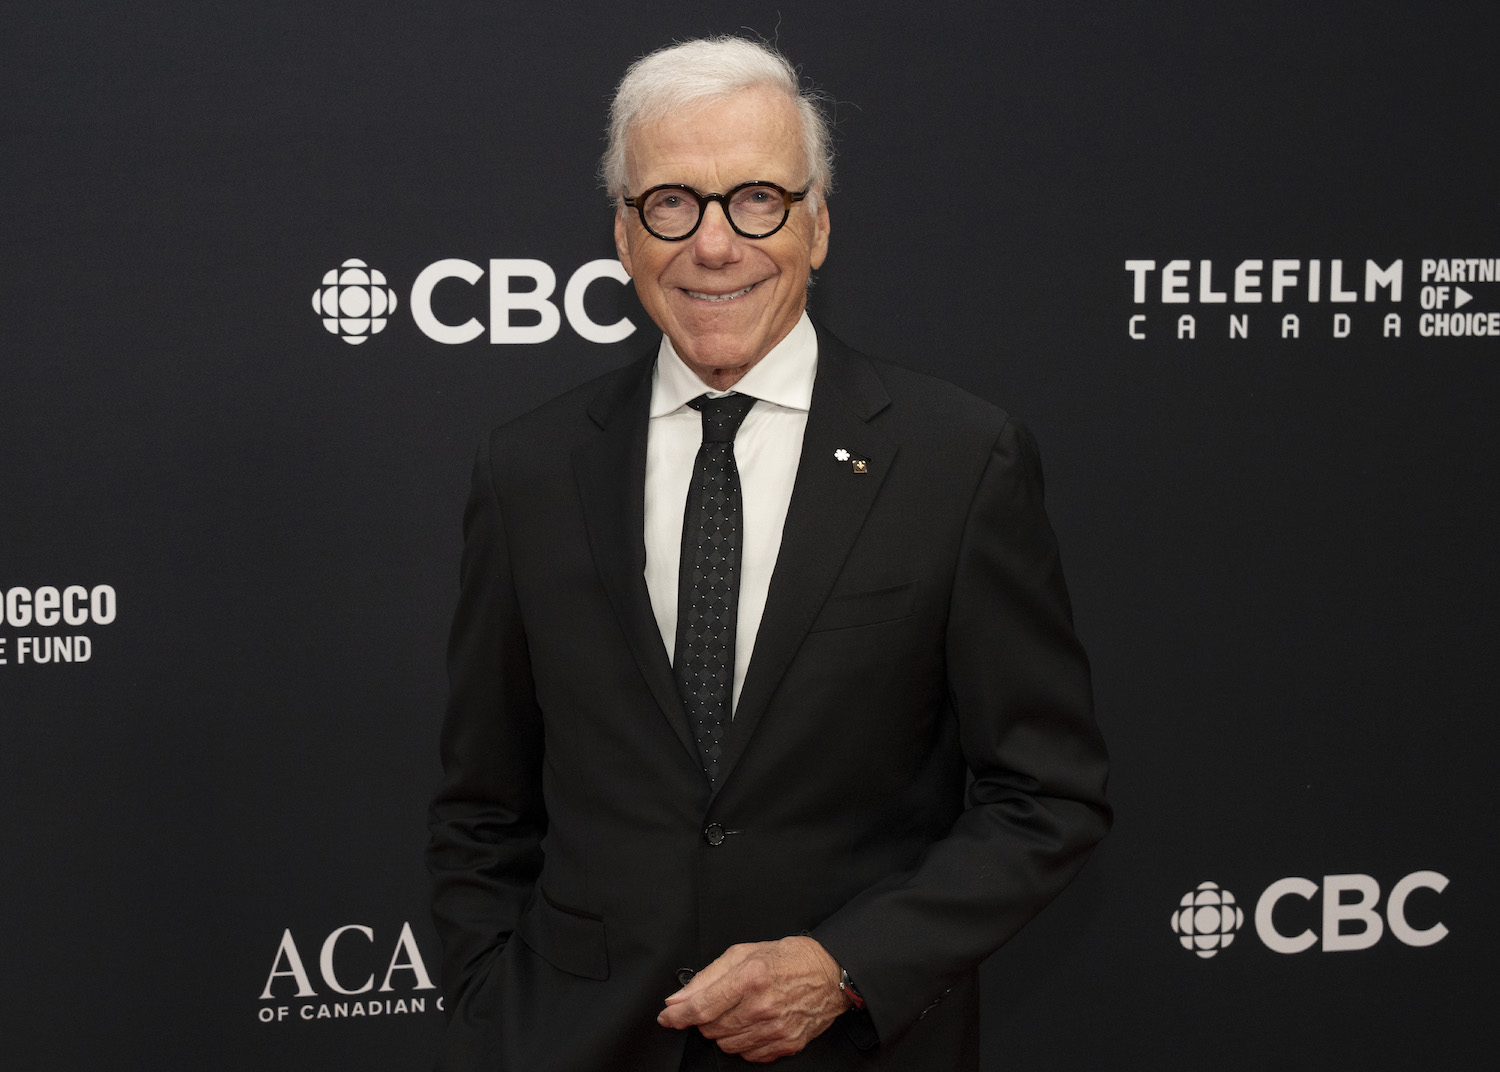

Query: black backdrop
left=3, top=2, right=1496, bottom=1068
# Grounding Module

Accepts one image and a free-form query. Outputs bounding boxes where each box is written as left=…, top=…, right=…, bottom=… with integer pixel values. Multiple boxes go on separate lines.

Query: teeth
left=685, top=285, right=754, bottom=302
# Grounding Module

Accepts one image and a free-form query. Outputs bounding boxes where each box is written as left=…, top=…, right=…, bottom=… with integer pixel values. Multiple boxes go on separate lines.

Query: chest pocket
left=808, top=581, right=915, bottom=633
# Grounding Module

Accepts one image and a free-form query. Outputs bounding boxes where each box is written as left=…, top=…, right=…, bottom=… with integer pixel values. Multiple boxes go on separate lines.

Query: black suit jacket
left=427, top=326, right=1110, bottom=1071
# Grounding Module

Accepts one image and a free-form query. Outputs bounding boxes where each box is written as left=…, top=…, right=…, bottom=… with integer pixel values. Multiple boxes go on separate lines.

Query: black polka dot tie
left=674, top=392, right=757, bottom=783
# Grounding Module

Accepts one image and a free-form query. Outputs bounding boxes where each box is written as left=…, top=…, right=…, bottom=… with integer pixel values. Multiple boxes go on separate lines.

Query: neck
left=687, top=359, right=757, bottom=392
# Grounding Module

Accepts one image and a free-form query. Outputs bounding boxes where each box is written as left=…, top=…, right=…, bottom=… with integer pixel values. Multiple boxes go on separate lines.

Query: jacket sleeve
left=426, top=438, right=547, bottom=1017
left=811, top=417, right=1111, bottom=1044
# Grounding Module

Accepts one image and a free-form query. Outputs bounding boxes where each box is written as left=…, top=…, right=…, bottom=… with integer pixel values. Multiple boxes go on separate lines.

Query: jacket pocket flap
left=516, top=889, right=610, bottom=980
left=809, top=582, right=915, bottom=632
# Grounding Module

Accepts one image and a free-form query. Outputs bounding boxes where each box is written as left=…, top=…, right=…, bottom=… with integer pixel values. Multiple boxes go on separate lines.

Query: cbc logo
left=311, top=257, right=636, bottom=346
left=313, top=259, right=399, bottom=345
left=1171, top=881, right=1244, bottom=959
left=1172, top=870, right=1448, bottom=959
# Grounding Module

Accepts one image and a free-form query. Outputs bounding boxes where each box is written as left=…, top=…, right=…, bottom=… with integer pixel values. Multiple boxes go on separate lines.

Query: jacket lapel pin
left=834, top=448, right=870, bottom=474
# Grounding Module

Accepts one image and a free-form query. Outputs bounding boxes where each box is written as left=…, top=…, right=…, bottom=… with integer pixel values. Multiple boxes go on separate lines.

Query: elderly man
left=428, top=35, right=1109, bottom=1071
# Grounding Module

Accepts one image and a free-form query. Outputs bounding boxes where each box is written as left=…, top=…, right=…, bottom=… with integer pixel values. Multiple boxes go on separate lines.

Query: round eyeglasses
left=623, top=181, right=809, bottom=241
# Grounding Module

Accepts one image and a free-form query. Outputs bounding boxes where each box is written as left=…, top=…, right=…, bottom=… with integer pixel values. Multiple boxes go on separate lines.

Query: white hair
left=602, top=36, right=834, bottom=213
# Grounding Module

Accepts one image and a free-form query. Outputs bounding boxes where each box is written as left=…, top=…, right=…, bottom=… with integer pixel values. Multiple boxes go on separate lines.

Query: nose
left=690, top=200, right=741, bottom=268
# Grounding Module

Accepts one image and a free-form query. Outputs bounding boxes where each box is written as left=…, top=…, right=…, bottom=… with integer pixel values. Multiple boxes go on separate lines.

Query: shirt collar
left=650, top=312, right=818, bottom=417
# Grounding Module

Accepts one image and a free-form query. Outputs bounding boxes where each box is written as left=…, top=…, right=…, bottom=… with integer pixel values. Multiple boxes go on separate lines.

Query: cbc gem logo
left=313, top=259, right=399, bottom=345
left=1171, top=881, right=1245, bottom=959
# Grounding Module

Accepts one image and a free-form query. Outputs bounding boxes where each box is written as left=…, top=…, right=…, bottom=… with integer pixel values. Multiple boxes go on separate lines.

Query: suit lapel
left=716, top=330, right=896, bottom=792
left=571, top=356, right=699, bottom=765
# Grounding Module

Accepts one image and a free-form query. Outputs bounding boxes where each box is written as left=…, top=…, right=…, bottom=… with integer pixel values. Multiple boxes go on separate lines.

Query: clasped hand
left=657, top=935, right=850, bottom=1063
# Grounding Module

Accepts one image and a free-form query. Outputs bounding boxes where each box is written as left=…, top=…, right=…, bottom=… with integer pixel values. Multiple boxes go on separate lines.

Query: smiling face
left=614, top=86, right=831, bottom=390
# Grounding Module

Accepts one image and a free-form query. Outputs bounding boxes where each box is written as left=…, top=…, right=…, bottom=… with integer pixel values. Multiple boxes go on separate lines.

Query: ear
left=808, top=197, right=831, bottom=270
left=613, top=209, right=634, bottom=276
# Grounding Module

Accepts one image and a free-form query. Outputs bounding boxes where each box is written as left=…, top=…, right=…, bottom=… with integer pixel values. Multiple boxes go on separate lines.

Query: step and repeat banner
left=3, top=3, right=1494, bottom=1068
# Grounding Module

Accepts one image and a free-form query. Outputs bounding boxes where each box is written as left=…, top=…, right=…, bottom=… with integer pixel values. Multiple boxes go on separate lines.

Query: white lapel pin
left=834, top=448, right=850, bottom=461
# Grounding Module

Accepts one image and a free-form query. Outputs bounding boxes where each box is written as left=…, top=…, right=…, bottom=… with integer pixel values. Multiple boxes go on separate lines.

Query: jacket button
left=703, top=823, right=726, bottom=846
left=676, top=967, right=696, bottom=987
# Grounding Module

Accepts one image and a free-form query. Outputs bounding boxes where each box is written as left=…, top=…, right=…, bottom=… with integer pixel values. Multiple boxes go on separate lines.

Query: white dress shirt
left=644, top=312, right=817, bottom=713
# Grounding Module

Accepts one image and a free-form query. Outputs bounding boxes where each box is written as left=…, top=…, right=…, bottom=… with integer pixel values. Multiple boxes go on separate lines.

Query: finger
left=662, top=948, right=740, bottom=1007
left=705, top=1022, right=766, bottom=1049
left=740, top=1042, right=799, bottom=1064
left=660, top=942, right=756, bottom=1018
left=658, top=970, right=746, bottom=1029
left=729, top=1022, right=810, bottom=1063
left=697, top=994, right=781, bottom=1041
left=661, top=973, right=705, bottom=1007
left=718, top=1028, right=803, bottom=1063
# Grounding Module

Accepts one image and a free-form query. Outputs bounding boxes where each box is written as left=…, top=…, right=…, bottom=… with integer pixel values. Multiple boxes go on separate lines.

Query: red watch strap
left=839, top=968, right=866, bottom=1011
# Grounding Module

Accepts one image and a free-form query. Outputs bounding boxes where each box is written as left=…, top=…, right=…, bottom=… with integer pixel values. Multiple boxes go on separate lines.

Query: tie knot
left=688, top=393, right=757, bottom=443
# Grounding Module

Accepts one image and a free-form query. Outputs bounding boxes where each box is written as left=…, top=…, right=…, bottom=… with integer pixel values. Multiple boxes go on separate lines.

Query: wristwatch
left=838, top=967, right=866, bottom=1011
